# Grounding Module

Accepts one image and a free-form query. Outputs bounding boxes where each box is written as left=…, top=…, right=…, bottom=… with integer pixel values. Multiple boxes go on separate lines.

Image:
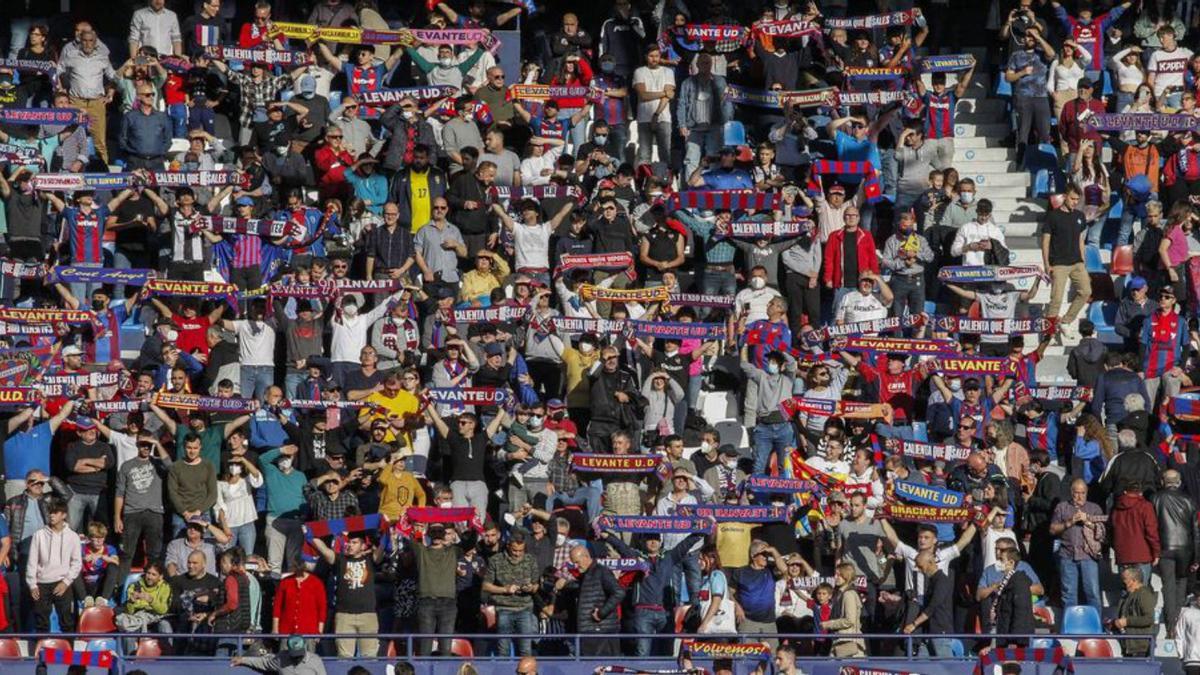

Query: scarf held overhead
left=931, top=315, right=1056, bottom=335
left=151, top=392, right=258, bottom=413
left=832, top=336, right=958, bottom=354
left=0, top=108, right=86, bottom=125
left=578, top=284, right=670, bottom=304
left=937, top=265, right=1048, bottom=283
left=878, top=502, right=975, bottom=523
left=825, top=10, right=916, bottom=29
left=47, top=266, right=157, bottom=286
left=891, top=438, right=972, bottom=462
left=893, top=480, right=965, bottom=507
left=426, top=387, right=509, bottom=406
left=675, top=504, right=792, bottom=522
left=570, top=453, right=663, bottom=473
left=596, top=515, right=714, bottom=534
left=807, top=160, right=883, bottom=203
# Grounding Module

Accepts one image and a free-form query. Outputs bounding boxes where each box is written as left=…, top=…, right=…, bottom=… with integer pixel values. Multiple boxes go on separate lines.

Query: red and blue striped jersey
left=232, top=233, right=264, bottom=270
left=590, top=74, right=627, bottom=126
left=922, top=91, right=956, bottom=139
left=532, top=115, right=569, bottom=141
left=59, top=206, right=109, bottom=264
left=88, top=303, right=128, bottom=365
left=1142, top=309, right=1186, bottom=378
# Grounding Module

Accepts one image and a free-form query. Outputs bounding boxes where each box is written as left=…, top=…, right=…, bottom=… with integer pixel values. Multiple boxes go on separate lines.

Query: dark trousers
left=416, top=596, right=457, bottom=655
left=889, top=274, right=926, bottom=319
left=580, top=635, right=619, bottom=656
left=33, top=581, right=75, bottom=633
left=72, top=565, right=119, bottom=603
left=117, top=510, right=164, bottom=589
left=785, top=270, right=822, bottom=334
left=1161, top=552, right=1192, bottom=635
left=171, top=261, right=207, bottom=281
left=526, top=359, right=563, bottom=401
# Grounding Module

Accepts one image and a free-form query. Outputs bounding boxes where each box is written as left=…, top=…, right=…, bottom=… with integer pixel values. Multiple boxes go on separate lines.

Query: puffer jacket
left=3, top=477, right=74, bottom=567
left=573, top=562, right=625, bottom=634
left=1111, top=492, right=1161, bottom=565
left=1153, top=487, right=1200, bottom=559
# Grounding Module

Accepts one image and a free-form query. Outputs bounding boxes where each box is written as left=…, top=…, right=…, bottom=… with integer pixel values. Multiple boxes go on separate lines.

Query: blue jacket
left=119, top=108, right=172, bottom=158
left=602, top=531, right=705, bottom=607
left=1091, top=367, right=1151, bottom=426
left=677, top=74, right=733, bottom=131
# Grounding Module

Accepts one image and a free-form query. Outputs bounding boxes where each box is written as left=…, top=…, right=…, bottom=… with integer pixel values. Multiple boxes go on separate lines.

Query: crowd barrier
left=0, top=632, right=1168, bottom=674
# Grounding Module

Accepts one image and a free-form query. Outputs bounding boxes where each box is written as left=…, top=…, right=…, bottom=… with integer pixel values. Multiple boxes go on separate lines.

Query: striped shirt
left=590, top=74, right=627, bottom=126
left=169, top=208, right=209, bottom=264
left=59, top=206, right=109, bottom=264
left=226, top=71, right=293, bottom=130
left=231, top=233, right=264, bottom=270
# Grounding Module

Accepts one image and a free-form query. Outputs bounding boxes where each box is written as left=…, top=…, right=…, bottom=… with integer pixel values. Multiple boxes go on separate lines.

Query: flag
left=196, top=25, right=220, bottom=46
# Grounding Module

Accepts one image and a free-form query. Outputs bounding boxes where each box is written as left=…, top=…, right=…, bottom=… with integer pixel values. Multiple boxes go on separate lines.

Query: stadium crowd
left=0, top=0, right=1199, bottom=666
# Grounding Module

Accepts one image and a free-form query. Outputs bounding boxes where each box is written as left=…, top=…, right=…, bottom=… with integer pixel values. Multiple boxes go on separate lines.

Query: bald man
left=1154, top=469, right=1196, bottom=630
left=515, top=656, right=538, bottom=675
left=1050, top=478, right=1105, bottom=613
left=568, top=545, right=624, bottom=656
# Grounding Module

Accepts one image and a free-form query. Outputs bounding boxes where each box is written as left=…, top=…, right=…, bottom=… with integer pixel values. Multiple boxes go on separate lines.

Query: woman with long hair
left=1047, top=40, right=1092, bottom=120
left=1110, top=48, right=1148, bottom=117
left=693, top=544, right=736, bottom=636
left=795, top=361, right=849, bottom=452
left=15, top=24, right=56, bottom=107
left=1160, top=201, right=1196, bottom=299
left=1072, top=141, right=1111, bottom=247
left=1072, top=413, right=1113, bottom=485
left=216, top=451, right=263, bottom=557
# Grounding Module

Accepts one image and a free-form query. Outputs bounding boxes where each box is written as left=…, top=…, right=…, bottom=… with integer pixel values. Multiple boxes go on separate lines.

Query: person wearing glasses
left=314, top=42, right=407, bottom=119
left=59, top=29, right=117, bottom=163
left=330, top=96, right=374, bottom=158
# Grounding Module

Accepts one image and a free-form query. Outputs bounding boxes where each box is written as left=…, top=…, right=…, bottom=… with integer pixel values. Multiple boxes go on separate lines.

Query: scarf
left=825, top=10, right=916, bottom=29
left=931, top=315, right=1056, bottom=335
left=973, top=647, right=1075, bottom=675
left=843, top=66, right=908, bottom=81
left=876, top=502, right=975, bottom=523
left=777, top=87, right=840, bottom=109
left=893, top=481, right=965, bottom=507
left=742, top=474, right=823, bottom=495
left=630, top=320, right=727, bottom=340
left=668, top=293, right=735, bottom=309
left=0, top=108, right=85, bottom=125
left=937, top=265, right=1049, bottom=283
left=145, top=278, right=239, bottom=310
left=988, top=568, right=1017, bottom=628
left=357, top=86, right=458, bottom=106
left=676, top=504, right=792, bottom=522
left=595, top=515, right=714, bottom=534
left=0, top=387, right=41, bottom=407
left=204, top=45, right=313, bottom=66
left=669, top=190, right=781, bottom=211
left=195, top=215, right=298, bottom=239
left=556, top=252, right=636, bottom=280
left=571, top=453, right=662, bottom=473
left=833, top=336, right=958, bottom=355
left=426, top=387, right=508, bottom=406
left=450, top=304, right=530, bottom=324
left=578, top=284, right=670, bottom=304
left=305, top=514, right=382, bottom=540
left=725, top=84, right=786, bottom=110
left=717, top=219, right=814, bottom=239
left=1084, top=112, right=1199, bottom=132
left=807, top=160, right=882, bottom=202
left=1013, top=384, right=1093, bottom=403
left=507, top=84, right=591, bottom=101
left=0, top=142, right=38, bottom=163
left=891, top=439, right=972, bottom=462
left=151, top=391, right=258, bottom=413
left=926, top=355, right=1018, bottom=377
left=47, top=266, right=157, bottom=287
left=41, top=649, right=113, bottom=667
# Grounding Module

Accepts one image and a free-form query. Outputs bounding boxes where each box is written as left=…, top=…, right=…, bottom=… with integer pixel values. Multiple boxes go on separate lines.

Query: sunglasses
left=433, top=205, right=449, bottom=211
left=959, top=425, right=975, bottom=431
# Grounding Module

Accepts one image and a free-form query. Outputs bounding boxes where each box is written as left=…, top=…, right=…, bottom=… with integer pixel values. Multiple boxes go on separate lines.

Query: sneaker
left=83, top=596, right=95, bottom=609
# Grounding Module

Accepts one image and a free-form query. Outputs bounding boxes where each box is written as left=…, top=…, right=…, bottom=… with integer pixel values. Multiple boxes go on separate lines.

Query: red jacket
left=314, top=145, right=356, bottom=200
left=1059, top=97, right=1105, bottom=153
left=1111, top=492, right=1161, bottom=564
left=822, top=227, right=880, bottom=288
left=273, top=572, right=327, bottom=634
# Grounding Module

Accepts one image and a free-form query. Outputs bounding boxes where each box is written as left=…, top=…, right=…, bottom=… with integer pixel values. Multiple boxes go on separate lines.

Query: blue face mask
left=600, top=62, right=615, bottom=73
left=960, top=191, right=975, bottom=205
left=767, top=363, right=781, bottom=375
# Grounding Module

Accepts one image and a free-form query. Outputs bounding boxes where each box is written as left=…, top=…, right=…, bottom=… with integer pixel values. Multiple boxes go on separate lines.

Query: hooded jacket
left=1066, top=336, right=1106, bottom=388
left=1111, top=492, right=1161, bottom=565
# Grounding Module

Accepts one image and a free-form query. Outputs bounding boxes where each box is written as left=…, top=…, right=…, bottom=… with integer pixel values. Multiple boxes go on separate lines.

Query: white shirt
left=520, top=153, right=557, bottom=186
left=128, top=6, right=181, bottom=56
left=232, top=319, right=277, bottom=367
left=734, top=286, right=782, bottom=323
left=632, top=65, right=675, bottom=123
left=836, top=290, right=889, bottom=324
left=951, top=220, right=1006, bottom=266
left=512, top=221, right=554, bottom=271
left=217, top=473, right=263, bottom=528
left=331, top=293, right=400, bottom=362
left=893, top=541, right=961, bottom=599
left=1148, top=46, right=1193, bottom=97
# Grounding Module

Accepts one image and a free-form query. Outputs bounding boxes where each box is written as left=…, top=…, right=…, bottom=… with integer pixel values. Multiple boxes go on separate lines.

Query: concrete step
left=961, top=161, right=1018, bottom=173
left=955, top=111, right=1007, bottom=124
left=954, top=135, right=1013, bottom=149
left=955, top=122, right=1010, bottom=138
left=973, top=184, right=1029, bottom=198
left=954, top=147, right=1014, bottom=162
left=968, top=172, right=1030, bottom=188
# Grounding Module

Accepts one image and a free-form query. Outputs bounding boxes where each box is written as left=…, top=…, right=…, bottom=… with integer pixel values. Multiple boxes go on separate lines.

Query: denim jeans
left=284, top=368, right=307, bottom=400
left=1058, top=555, right=1101, bottom=613
left=875, top=422, right=916, bottom=441
left=168, top=103, right=188, bottom=138
left=68, top=493, right=103, bottom=532
left=632, top=607, right=669, bottom=656
left=7, top=18, right=31, bottom=59
left=230, top=521, right=256, bottom=556
left=416, top=596, right=458, bottom=655
left=636, top=121, right=672, bottom=165
left=752, top=422, right=795, bottom=475
left=240, top=364, right=274, bottom=401
left=683, top=127, right=724, bottom=180
left=547, top=482, right=603, bottom=522
left=1085, top=216, right=1104, bottom=248
left=1117, top=208, right=1140, bottom=248
left=889, top=274, right=925, bottom=319
left=496, top=608, right=537, bottom=656
left=701, top=270, right=737, bottom=297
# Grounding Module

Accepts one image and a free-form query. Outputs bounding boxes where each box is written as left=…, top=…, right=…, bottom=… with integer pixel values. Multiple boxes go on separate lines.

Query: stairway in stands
left=936, top=50, right=1073, bottom=381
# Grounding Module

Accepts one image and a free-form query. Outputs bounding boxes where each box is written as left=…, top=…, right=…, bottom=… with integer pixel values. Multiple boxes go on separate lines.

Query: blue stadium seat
left=1108, top=193, right=1123, bottom=220
left=723, top=121, right=748, bottom=148
left=1062, top=604, right=1103, bottom=634
left=1031, top=637, right=1060, bottom=650
left=121, top=572, right=143, bottom=604
left=1028, top=143, right=1062, bottom=198
left=1088, top=302, right=1122, bottom=346
left=923, top=301, right=938, bottom=316
left=948, top=639, right=965, bottom=657
left=1084, top=245, right=1105, bottom=273
left=85, top=638, right=117, bottom=653
left=1102, top=69, right=1113, bottom=97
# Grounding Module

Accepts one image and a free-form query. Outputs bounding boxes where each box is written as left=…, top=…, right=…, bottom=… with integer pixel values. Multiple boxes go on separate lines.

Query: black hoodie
left=1067, top=336, right=1107, bottom=388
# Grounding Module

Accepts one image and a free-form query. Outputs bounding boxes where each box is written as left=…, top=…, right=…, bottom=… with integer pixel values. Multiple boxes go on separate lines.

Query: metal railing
left=0, top=631, right=1159, bottom=661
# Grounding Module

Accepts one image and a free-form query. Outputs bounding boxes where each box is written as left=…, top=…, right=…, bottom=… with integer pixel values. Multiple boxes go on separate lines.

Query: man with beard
left=308, top=527, right=384, bottom=657
left=587, top=345, right=646, bottom=451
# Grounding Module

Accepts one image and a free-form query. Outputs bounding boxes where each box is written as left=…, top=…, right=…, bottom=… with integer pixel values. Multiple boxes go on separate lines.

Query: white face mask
left=439, top=57, right=455, bottom=68
left=750, top=277, right=766, bottom=290
left=723, top=458, right=738, bottom=469
left=278, top=458, right=293, bottom=471
left=949, top=379, right=962, bottom=393
left=343, top=304, right=359, bottom=318
left=438, top=500, right=453, bottom=508
left=700, top=441, right=713, bottom=453
left=579, top=342, right=595, bottom=354
left=229, top=464, right=242, bottom=476
left=959, top=192, right=975, bottom=205
left=556, top=534, right=567, bottom=546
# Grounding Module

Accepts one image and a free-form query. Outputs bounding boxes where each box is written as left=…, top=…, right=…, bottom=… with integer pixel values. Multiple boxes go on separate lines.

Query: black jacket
left=572, top=561, right=625, bottom=633
left=589, top=366, right=646, bottom=431
left=1067, top=337, right=1106, bottom=388
left=1098, top=448, right=1162, bottom=505
left=1153, top=487, right=1200, bottom=559
left=994, top=570, right=1035, bottom=637
left=3, top=477, right=75, bottom=567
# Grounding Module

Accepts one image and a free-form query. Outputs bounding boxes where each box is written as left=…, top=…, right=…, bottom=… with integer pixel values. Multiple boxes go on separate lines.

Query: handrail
left=2, top=631, right=1159, bottom=661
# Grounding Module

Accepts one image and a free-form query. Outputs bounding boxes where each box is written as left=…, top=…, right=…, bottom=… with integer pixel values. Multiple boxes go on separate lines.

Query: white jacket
left=1176, top=606, right=1200, bottom=664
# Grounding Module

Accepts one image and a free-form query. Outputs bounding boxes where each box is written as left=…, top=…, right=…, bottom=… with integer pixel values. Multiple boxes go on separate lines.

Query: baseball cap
left=719, top=444, right=739, bottom=457
left=1077, top=77, right=1095, bottom=89
left=286, top=635, right=307, bottom=658
left=235, top=196, right=254, bottom=206
left=62, top=345, right=83, bottom=357
left=295, top=299, right=314, bottom=313
left=547, top=399, right=565, bottom=410
left=75, top=417, right=97, bottom=430
left=1128, top=276, right=1148, bottom=290
left=828, top=183, right=846, bottom=195
left=484, top=343, right=505, bottom=356
left=299, top=75, right=316, bottom=94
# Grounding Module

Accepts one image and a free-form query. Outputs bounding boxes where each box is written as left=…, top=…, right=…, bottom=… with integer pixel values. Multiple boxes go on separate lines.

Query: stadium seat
left=1062, top=604, right=1103, bottom=634
left=995, top=68, right=1012, bottom=97
left=1028, top=143, right=1063, bottom=197
left=948, top=638, right=965, bottom=657
left=79, top=606, right=116, bottom=634
left=0, top=638, right=20, bottom=658
left=1076, top=638, right=1114, bottom=658
left=450, top=639, right=474, bottom=658
left=1030, top=637, right=1059, bottom=650
left=911, top=421, right=928, bottom=443
left=1084, top=245, right=1106, bottom=273
left=1088, top=301, right=1123, bottom=346
left=85, top=638, right=117, bottom=654
left=1089, top=271, right=1116, bottom=303
left=1111, top=245, right=1134, bottom=276
left=121, top=572, right=143, bottom=604
left=34, top=639, right=72, bottom=658
left=714, top=420, right=748, bottom=452
left=135, top=638, right=163, bottom=658
left=1033, top=604, right=1055, bottom=626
